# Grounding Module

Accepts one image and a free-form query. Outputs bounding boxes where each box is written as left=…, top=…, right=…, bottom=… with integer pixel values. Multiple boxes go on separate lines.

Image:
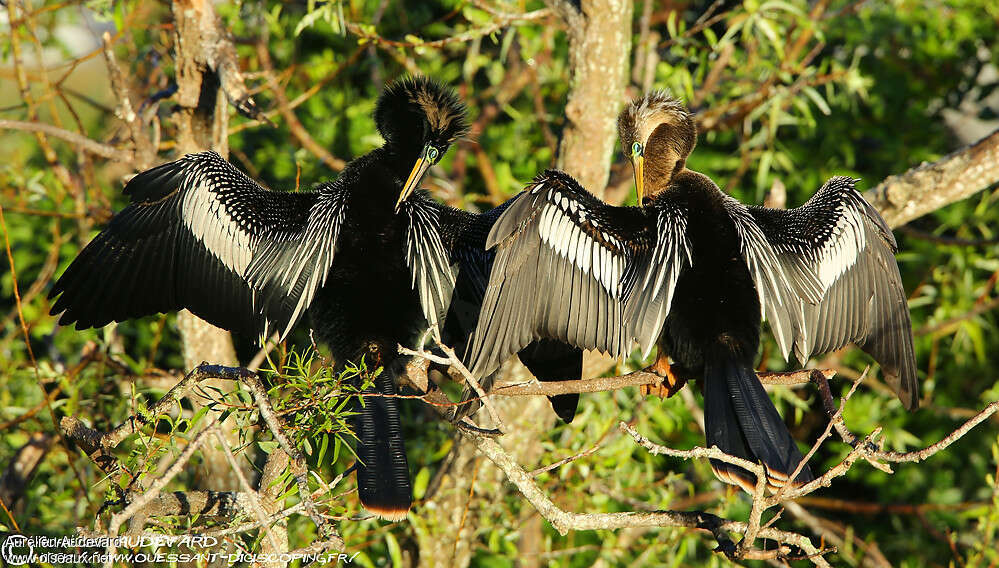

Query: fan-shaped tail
left=352, top=368, right=412, bottom=520
left=702, top=355, right=813, bottom=492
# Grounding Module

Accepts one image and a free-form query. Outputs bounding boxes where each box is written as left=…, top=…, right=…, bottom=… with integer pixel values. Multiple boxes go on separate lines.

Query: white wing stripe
left=535, top=199, right=627, bottom=297
left=815, top=207, right=866, bottom=290
left=181, top=176, right=256, bottom=277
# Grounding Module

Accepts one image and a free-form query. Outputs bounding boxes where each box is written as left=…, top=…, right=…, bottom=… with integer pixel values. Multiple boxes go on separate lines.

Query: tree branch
left=484, top=368, right=832, bottom=397
left=865, top=128, right=999, bottom=228
left=62, top=363, right=344, bottom=559
left=0, top=119, right=129, bottom=160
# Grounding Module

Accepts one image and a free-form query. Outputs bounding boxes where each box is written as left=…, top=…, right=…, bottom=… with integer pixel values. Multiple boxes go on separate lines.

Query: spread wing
left=734, top=176, right=918, bottom=409
left=50, top=151, right=345, bottom=340
left=399, top=194, right=469, bottom=333
left=465, top=170, right=691, bottom=377
left=246, top=180, right=348, bottom=339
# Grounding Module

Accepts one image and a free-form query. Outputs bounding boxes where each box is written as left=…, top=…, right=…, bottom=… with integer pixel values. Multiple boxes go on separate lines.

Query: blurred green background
left=1, top=1, right=998, bottom=566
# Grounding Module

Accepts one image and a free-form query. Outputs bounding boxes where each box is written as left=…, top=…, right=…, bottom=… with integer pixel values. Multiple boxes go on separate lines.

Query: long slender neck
left=646, top=167, right=722, bottom=204
left=643, top=150, right=686, bottom=198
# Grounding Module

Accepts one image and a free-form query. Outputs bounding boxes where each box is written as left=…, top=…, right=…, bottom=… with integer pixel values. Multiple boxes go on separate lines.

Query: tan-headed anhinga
left=49, top=77, right=581, bottom=520
left=465, top=91, right=918, bottom=492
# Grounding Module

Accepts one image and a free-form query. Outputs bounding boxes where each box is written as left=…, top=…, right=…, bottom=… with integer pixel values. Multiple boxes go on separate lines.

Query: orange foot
left=640, top=355, right=688, bottom=399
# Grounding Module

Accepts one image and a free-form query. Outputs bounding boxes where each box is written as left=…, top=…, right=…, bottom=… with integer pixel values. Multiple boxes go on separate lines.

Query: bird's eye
left=631, top=142, right=643, bottom=157
left=426, top=147, right=440, bottom=162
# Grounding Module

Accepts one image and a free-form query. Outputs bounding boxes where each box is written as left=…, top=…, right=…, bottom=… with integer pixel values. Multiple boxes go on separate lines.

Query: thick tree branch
left=865, top=128, right=999, bottom=228
left=170, top=0, right=264, bottom=123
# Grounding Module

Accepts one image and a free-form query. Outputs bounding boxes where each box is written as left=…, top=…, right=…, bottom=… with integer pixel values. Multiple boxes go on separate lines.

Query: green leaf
left=413, top=467, right=431, bottom=500
left=666, top=11, right=678, bottom=39
left=385, top=532, right=403, bottom=568
left=802, top=86, right=832, bottom=115
left=755, top=18, right=784, bottom=59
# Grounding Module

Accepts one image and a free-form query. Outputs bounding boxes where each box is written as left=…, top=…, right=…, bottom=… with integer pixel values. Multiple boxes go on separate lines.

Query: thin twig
left=528, top=444, right=601, bottom=477
left=0, top=119, right=129, bottom=160
left=103, top=421, right=218, bottom=567
left=399, top=331, right=507, bottom=430
left=211, top=429, right=285, bottom=554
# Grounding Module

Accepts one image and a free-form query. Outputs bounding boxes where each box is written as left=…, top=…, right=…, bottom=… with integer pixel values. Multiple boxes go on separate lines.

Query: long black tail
left=351, top=368, right=411, bottom=520
left=702, top=355, right=813, bottom=492
left=517, top=339, right=584, bottom=423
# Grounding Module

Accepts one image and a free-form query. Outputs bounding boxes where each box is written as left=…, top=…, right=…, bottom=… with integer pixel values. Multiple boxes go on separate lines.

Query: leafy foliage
left=1, top=0, right=998, bottom=566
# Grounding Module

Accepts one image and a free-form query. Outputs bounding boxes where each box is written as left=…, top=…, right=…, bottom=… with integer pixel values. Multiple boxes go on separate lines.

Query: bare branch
left=211, top=429, right=285, bottom=555
left=528, top=444, right=601, bottom=477
left=60, top=364, right=245, bottom=457
left=410, top=338, right=832, bottom=565
left=870, top=400, right=999, bottom=463
left=866, top=128, right=999, bottom=228
left=0, top=119, right=129, bottom=160
left=619, top=422, right=766, bottom=478
left=104, top=421, right=218, bottom=565
left=400, top=330, right=507, bottom=430
left=465, top=426, right=832, bottom=565
left=485, top=368, right=832, bottom=397
left=146, top=490, right=250, bottom=518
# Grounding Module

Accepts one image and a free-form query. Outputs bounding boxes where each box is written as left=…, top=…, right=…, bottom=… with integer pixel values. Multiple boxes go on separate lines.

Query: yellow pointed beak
left=631, top=154, right=645, bottom=205
left=396, top=145, right=434, bottom=211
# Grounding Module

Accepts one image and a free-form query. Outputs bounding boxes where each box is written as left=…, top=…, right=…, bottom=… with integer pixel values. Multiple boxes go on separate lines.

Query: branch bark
left=0, top=119, right=129, bottom=161
left=865, top=128, right=999, bottom=228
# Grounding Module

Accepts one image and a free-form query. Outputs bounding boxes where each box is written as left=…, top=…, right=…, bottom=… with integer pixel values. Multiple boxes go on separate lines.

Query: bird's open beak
left=396, top=145, right=434, bottom=211
left=631, top=154, right=645, bottom=205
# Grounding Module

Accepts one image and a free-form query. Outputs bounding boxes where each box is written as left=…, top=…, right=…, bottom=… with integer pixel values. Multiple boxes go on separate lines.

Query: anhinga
left=49, top=77, right=581, bottom=519
left=465, top=92, right=918, bottom=492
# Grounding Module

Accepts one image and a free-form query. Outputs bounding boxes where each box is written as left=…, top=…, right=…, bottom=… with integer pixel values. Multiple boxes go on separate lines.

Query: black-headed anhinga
left=465, top=91, right=918, bottom=492
left=49, top=77, right=581, bottom=519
